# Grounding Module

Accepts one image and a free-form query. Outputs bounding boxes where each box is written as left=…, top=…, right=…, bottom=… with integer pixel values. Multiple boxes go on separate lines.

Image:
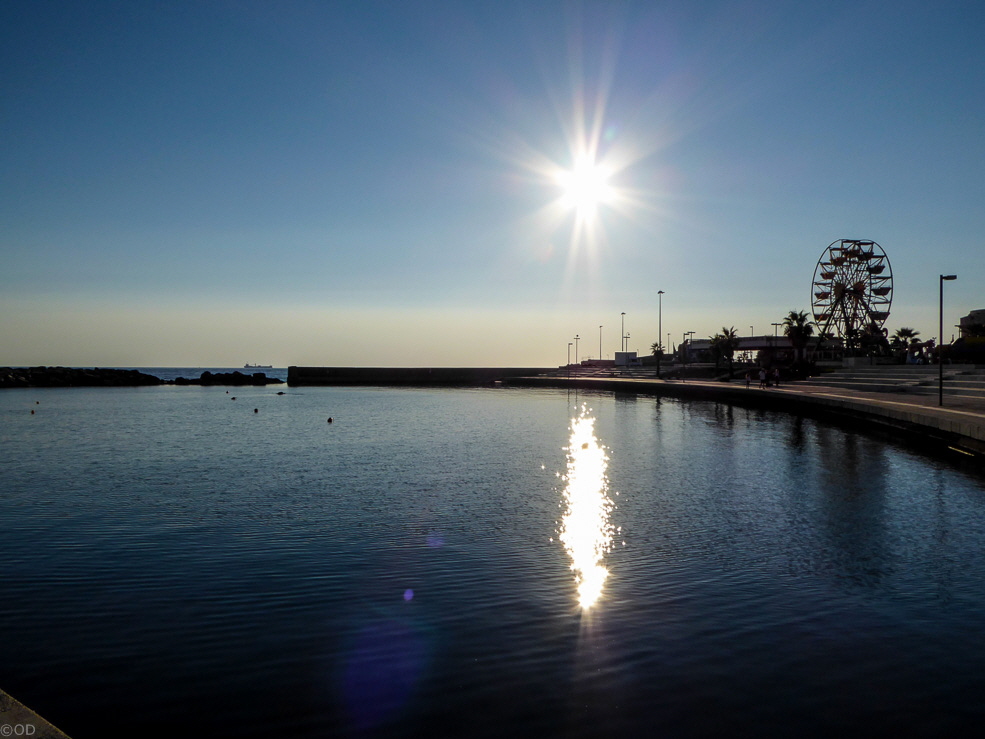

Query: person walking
left=758, top=368, right=767, bottom=389
left=773, top=368, right=781, bottom=388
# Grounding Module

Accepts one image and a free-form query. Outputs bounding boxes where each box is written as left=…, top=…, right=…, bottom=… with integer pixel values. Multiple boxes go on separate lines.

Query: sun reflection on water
left=558, top=407, right=616, bottom=610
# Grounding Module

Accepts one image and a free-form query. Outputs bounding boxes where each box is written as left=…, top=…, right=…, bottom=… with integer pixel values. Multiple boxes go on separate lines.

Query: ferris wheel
left=811, top=239, right=893, bottom=349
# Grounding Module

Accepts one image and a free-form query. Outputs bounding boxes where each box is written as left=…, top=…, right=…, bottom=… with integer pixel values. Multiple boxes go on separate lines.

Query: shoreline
left=6, top=364, right=983, bottom=464
left=505, top=374, right=985, bottom=464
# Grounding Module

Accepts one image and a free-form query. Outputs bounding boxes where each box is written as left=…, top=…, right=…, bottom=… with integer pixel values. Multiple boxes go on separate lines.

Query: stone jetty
left=0, top=367, right=162, bottom=388
left=0, top=367, right=284, bottom=388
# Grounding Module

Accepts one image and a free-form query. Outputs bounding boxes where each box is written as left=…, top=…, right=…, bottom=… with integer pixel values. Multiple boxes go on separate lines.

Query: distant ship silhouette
left=244, top=363, right=273, bottom=369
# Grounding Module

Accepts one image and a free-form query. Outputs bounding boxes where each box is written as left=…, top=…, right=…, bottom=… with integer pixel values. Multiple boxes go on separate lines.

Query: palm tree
left=890, top=327, right=920, bottom=351
left=650, top=341, right=664, bottom=378
left=710, top=326, right=741, bottom=379
left=708, top=333, right=723, bottom=370
left=782, top=310, right=815, bottom=367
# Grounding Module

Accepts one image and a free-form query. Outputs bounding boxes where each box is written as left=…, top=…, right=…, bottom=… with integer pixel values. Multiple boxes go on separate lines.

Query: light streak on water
left=558, top=407, right=616, bottom=609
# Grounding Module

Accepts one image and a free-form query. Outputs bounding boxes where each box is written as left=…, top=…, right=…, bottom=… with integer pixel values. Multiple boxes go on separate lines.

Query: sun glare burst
left=558, top=408, right=616, bottom=610
left=555, top=154, right=614, bottom=219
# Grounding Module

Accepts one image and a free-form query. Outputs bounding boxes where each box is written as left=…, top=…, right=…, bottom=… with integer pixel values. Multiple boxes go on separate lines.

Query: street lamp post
left=771, top=322, right=782, bottom=365
left=621, top=313, right=626, bottom=353
left=657, top=291, right=665, bottom=378
left=599, top=325, right=603, bottom=361
left=940, top=274, right=957, bottom=406
left=574, top=334, right=580, bottom=364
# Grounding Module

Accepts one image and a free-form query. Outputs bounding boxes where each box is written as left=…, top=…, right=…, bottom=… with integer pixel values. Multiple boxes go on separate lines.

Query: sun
left=555, top=154, right=614, bottom=219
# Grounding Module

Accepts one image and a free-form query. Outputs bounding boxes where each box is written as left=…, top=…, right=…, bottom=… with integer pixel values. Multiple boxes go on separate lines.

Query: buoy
left=231, top=397, right=236, bottom=400
left=254, top=408, right=258, bottom=413
left=327, top=417, right=334, bottom=423
left=30, top=409, right=35, bottom=415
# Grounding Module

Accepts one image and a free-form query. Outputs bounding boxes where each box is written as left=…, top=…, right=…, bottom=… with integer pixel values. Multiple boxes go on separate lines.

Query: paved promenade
left=507, top=369, right=985, bottom=462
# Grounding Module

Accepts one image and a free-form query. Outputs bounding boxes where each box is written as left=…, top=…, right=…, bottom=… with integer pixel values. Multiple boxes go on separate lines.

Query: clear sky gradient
left=2, top=0, right=982, bottom=367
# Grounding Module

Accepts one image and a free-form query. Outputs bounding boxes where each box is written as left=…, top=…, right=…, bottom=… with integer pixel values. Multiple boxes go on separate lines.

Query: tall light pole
left=657, top=291, right=665, bottom=378
left=658, top=292, right=665, bottom=349
left=771, top=322, right=782, bottom=365
left=940, top=274, right=957, bottom=406
left=621, top=312, right=626, bottom=353
left=599, top=325, right=603, bottom=361
left=574, top=334, right=580, bottom=364
left=567, top=342, right=572, bottom=367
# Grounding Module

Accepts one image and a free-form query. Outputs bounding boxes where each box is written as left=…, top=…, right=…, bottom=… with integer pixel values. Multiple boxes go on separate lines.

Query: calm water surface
left=2, top=384, right=985, bottom=737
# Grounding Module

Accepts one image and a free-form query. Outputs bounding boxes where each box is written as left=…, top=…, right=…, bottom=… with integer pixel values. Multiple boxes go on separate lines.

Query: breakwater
left=0, top=367, right=284, bottom=388
left=287, top=366, right=553, bottom=386
left=0, top=366, right=163, bottom=388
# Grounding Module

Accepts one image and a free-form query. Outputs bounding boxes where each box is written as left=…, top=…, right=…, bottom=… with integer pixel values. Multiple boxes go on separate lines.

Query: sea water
left=2, top=383, right=985, bottom=737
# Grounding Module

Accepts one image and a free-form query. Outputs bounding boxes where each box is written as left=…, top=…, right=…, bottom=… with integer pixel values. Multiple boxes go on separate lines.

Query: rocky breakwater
left=0, top=366, right=164, bottom=388
left=173, top=370, right=284, bottom=386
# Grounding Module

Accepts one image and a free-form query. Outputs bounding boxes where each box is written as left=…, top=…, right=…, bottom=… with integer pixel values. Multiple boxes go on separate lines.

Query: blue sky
left=2, top=0, right=982, bottom=367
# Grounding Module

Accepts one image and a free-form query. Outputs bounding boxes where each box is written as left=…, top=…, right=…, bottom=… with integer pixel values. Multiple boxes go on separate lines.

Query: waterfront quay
left=506, top=365, right=985, bottom=463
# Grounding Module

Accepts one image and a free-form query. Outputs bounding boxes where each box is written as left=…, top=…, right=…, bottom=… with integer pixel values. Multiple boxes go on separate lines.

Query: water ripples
left=3, top=386, right=985, bottom=737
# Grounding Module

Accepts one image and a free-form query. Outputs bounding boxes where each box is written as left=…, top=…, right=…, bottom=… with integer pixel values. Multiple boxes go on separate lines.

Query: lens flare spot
left=338, top=619, right=430, bottom=732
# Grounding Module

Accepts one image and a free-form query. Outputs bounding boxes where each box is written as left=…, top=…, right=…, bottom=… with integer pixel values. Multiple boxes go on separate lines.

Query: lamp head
left=941, top=274, right=957, bottom=281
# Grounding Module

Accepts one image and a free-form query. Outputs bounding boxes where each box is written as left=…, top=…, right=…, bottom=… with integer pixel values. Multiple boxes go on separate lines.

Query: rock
left=172, top=371, right=284, bottom=386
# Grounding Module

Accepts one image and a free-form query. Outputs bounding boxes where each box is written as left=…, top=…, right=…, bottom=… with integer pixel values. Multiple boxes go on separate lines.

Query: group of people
left=745, top=368, right=781, bottom=389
